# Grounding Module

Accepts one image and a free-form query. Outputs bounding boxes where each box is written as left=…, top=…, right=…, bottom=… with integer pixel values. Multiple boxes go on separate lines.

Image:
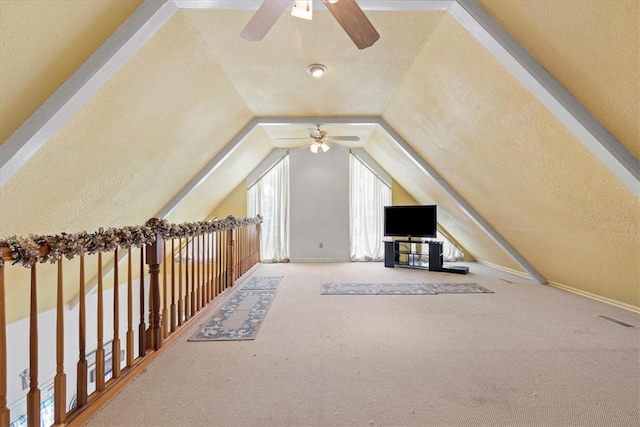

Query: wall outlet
left=319, top=242, right=323, bottom=248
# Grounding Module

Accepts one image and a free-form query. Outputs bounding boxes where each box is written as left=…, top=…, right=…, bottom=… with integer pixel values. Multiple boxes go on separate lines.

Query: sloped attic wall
left=382, top=8, right=639, bottom=309
left=0, top=0, right=143, bottom=144
left=479, top=0, right=640, bottom=160
left=0, top=8, right=264, bottom=322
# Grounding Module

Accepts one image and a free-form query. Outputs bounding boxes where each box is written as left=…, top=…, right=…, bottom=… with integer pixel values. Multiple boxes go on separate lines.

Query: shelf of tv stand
left=383, top=240, right=469, bottom=274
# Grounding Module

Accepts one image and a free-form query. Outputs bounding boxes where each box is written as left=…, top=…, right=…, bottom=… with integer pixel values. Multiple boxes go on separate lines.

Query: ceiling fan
left=240, top=0, right=380, bottom=50
left=276, top=125, right=360, bottom=153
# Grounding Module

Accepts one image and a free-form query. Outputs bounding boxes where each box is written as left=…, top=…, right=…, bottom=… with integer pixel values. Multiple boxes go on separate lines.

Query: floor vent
left=500, top=278, right=515, bottom=284
left=597, top=315, right=636, bottom=328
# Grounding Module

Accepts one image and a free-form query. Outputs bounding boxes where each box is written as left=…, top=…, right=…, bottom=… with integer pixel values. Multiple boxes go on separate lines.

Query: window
left=248, top=154, right=290, bottom=262
left=349, top=153, right=391, bottom=261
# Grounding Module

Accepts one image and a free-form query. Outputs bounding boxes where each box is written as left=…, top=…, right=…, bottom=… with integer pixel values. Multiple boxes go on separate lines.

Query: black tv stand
left=383, top=240, right=469, bottom=274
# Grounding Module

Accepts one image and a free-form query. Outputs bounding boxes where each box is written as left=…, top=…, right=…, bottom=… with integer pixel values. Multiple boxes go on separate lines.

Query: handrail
left=0, top=215, right=261, bottom=427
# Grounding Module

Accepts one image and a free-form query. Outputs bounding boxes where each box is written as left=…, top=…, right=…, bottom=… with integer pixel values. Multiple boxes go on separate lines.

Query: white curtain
left=349, top=153, right=391, bottom=261
left=438, top=231, right=464, bottom=262
left=248, top=155, right=290, bottom=262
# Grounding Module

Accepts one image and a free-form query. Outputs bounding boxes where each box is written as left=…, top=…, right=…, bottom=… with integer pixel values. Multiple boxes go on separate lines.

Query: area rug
left=424, top=282, right=493, bottom=294
left=321, top=282, right=493, bottom=295
left=321, top=283, right=437, bottom=295
left=188, top=290, right=276, bottom=341
left=241, top=276, right=282, bottom=290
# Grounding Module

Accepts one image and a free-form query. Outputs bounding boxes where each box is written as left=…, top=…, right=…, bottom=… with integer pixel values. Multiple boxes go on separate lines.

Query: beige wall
left=208, top=182, right=249, bottom=220
left=391, top=180, right=418, bottom=206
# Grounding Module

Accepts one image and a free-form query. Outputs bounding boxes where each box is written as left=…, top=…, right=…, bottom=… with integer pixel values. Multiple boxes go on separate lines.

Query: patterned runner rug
left=322, top=283, right=436, bottom=295
left=189, top=290, right=276, bottom=341
left=241, top=276, right=282, bottom=290
left=321, top=282, right=492, bottom=295
left=426, top=282, right=493, bottom=294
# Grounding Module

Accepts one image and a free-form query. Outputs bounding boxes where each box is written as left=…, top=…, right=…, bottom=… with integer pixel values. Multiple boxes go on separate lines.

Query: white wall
left=289, top=147, right=350, bottom=262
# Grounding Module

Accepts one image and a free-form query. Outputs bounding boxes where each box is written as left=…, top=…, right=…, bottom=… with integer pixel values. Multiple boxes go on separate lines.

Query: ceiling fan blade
left=240, top=0, right=290, bottom=41
left=329, top=136, right=360, bottom=142
left=323, top=0, right=380, bottom=50
left=274, top=137, right=310, bottom=140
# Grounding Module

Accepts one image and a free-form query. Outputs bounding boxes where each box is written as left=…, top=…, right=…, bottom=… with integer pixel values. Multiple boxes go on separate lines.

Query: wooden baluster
left=246, top=227, right=250, bottom=271
left=203, top=234, right=208, bottom=305
left=112, top=248, right=121, bottom=379
left=184, top=238, right=190, bottom=321
left=138, top=248, right=146, bottom=357
left=170, top=239, right=177, bottom=333
left=220, top=231, right=225, bottom=292
left=178, top=238, right=184, bottom=326
left=147, top=260, right=154, bottom=351
left=244, top=227, right=249, bottom=273
left=227, top=229, right=235, bottom=288
left=201, top=235, right=206, bottom=307
left=54, top=259, right=66, bottom=424
left=162, top=240, right=168, bottom=339
left=207, top=233, right=213, bottom=303
left=238, top=228, right=242, bottom=276
left=237, top=228, right=242, bottom=277
left=190, top=238, right=196, bottom=316
left=200, top=235, right=206, bottom=307
left=213, top=232, right=218, bottom=297
left=195, top=235, right=201, bottom=312
left=77, top=254, right=88, bottom=407
left=213, top=232, right=219, bottom=297
left=216, top=232, right=222, bottom=293
left=241, top=227, right=246, bottom=275
left=95, top=252, right=105, bottom=392
left=0, top=260, right=10, bottom=426
left=146, top=234, right=163, bottom=350
left=237, top=228, right=241, bottom=278
left=126, top=248, right=134, bottom=367
left=27, top=264, right=41, bottom=427
left=221, top=231, right=226, bottom=292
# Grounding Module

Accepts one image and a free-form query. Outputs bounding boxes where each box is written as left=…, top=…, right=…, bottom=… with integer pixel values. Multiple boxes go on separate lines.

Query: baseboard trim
left=475, top=259, right=532, bottom=280
left=546, top=280, right=639, bottom=313
left=477, top=259, right=639, bottom=313
left=289, top=258, right=350, bottom=263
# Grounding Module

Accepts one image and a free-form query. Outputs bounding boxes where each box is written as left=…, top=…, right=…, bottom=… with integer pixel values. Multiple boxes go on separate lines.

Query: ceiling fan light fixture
left=307, top=63, right=327, bottom=78
left=310, top=143, right=319, bottom=154
left=320, top=142, right=330, bottom=152
left=291, top=0, right=313, bottom=20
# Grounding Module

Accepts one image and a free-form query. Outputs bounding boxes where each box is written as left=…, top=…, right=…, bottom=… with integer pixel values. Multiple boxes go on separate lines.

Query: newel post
left=146, top=233, right=163, bottom=350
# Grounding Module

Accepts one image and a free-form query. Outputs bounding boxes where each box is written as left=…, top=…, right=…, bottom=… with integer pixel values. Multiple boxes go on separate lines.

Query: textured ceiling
left=183, top=9, right=445, bottom=116
left=0, top=0, right=638, bottom=321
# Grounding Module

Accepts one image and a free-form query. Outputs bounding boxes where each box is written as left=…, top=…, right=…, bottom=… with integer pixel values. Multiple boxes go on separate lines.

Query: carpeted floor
left=84, top=262, right=640, bottom=427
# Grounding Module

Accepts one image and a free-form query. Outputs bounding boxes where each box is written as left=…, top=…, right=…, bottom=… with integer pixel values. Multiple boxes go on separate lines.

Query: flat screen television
left=384, top=205, right=437, bottom=239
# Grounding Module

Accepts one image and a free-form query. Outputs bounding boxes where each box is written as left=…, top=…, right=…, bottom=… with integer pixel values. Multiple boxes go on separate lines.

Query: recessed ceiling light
left=307, top=64, right=327, bottom=78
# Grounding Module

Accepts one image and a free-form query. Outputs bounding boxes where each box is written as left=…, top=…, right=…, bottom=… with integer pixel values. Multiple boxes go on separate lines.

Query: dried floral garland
left=0, top=215, right=262, bottom=267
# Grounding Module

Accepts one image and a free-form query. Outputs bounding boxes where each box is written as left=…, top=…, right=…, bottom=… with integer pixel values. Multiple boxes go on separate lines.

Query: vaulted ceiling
left=1, top=0, right=638, bottom=315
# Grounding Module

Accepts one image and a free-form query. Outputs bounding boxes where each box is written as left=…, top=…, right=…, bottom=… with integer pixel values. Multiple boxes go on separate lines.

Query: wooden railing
left=0, top=216, right=261, bottom=427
